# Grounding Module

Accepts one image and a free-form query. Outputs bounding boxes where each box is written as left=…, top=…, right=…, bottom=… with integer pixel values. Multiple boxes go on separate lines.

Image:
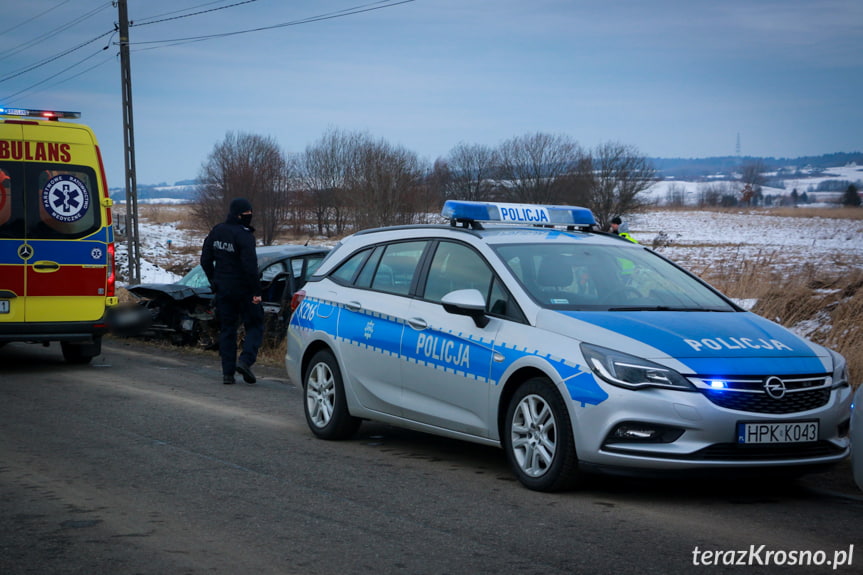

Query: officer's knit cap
left=229, top=198, right=253, bottom=216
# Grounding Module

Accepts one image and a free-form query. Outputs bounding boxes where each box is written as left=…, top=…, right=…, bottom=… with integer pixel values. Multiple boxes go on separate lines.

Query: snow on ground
left=115, top=220, right=204, bottom=285
left=641, top=164, right=863, bottom=206
left=779, top=165, right=863, bottom=196
left=625, top=210, right=863, bottom=274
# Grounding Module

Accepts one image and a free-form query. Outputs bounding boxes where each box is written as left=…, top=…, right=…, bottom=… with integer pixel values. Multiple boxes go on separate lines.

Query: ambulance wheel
left=303, top=349, right=360, bottom=440
left=61, top=337, right=101, bottom=365
left=503, top=377, right=580, bottom=492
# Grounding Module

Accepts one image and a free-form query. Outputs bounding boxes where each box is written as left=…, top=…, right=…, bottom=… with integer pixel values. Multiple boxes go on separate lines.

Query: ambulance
left=0, top=107, right=117, bottom=363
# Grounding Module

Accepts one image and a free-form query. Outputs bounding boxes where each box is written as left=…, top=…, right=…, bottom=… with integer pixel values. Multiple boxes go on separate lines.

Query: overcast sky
left=3, top=0, right=862, bottom=186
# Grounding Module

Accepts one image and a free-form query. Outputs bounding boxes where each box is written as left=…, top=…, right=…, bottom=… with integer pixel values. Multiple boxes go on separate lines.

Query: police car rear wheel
left=303, top=350, right=360, bottom=440
left=504, top=378, right=579, bottom=492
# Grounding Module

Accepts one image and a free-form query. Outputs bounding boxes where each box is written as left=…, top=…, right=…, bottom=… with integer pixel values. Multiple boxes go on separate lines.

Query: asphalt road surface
left=1, top=338, right=861, bottom=575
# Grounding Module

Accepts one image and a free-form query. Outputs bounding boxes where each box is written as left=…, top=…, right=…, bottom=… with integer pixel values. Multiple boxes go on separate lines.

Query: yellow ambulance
left=0, top=107, right=117, bottom=363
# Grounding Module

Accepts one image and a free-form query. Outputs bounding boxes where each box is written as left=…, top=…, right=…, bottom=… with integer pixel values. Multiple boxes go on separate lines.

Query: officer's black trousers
left=214, top=292, right=264, bottom=376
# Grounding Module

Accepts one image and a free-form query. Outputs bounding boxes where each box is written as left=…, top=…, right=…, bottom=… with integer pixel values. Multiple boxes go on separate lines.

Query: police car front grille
left=695, top=375, right=832, bottom=414
left=701, top=387, right=831, bottom=414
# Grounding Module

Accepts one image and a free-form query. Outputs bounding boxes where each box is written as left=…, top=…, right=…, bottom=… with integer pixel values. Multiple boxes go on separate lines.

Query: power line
left=2, top=0, right=419, bottom=102
left=2, top=49, right=114, bottom=103
left=0, top=0, right=73, bottom=37
left=0, top=29, right=114, bottom=85
left=125, top=0, right=416, bottom=46
left=0, top=2, right=112, bottom=65
left=135, top=0, right=245, bottom=23
left=132, top=0, right=262, bottom=27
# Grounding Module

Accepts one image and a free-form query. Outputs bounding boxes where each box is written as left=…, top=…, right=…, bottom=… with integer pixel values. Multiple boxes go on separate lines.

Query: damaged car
left=125, top=244, right=329, bottom=347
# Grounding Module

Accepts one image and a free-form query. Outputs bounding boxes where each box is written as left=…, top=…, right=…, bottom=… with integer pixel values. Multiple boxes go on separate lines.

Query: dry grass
left=765, top=206, right=863, bottom=220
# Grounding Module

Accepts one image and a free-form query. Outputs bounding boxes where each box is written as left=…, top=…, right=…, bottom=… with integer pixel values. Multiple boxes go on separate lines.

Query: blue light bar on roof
left=0, top=107, right=80, bottom=119
left=442, top=200, right=596, bottom=227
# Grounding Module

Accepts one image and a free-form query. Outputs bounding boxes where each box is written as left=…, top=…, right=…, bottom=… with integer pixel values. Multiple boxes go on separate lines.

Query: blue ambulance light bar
left=0, top=107, right=81, bottom=119
left=442, top=200, right=596, bottom=228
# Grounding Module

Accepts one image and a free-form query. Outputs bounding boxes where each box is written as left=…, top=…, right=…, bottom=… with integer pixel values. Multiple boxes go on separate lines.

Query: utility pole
left=117, top=0, right=141, bottom=284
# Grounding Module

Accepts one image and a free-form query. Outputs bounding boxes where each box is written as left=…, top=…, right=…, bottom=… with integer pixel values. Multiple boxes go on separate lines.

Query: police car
left=285, top=201, right=853, bottom=491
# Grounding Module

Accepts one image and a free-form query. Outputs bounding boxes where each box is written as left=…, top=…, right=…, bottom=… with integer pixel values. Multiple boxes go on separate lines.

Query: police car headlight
left=581, top=343, right=695, bottom=391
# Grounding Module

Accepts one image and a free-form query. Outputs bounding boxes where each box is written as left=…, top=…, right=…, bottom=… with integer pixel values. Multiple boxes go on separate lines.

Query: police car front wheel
left=504, top=378, right=580, bottom=492
left=303, top=349, right=361, bottom=440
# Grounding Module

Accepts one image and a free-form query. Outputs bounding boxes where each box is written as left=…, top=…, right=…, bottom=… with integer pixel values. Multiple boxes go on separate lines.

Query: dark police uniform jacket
left=200, top=218, right=260, bottom=298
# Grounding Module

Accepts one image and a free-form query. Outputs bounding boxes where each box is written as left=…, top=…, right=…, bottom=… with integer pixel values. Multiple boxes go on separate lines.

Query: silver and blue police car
left=286, top=201, right=852, bottom=491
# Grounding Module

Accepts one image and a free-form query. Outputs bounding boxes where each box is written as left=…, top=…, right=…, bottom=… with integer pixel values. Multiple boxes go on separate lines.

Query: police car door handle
left=345, top=301, right=362, bottom=312
left=32, top=261, right=60, bottom=272
left=408, top=318, right=428, bottom=330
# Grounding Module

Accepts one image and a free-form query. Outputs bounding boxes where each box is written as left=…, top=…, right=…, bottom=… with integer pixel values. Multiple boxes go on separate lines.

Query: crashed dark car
left=125, top=244, right=329, bottom=347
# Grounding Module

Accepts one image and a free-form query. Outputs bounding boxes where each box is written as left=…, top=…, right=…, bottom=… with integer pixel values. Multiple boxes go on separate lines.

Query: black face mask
left=239, top=213, right=253, bottom=227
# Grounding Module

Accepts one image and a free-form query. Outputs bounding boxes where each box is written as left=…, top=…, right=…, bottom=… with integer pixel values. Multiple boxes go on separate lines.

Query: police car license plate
left=0, top=300, right=8, bottom=314
left=737, top=421, right=818, bottom=444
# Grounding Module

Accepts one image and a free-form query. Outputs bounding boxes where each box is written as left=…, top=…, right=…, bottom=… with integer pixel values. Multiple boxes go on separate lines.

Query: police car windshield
left=493, top=243, right=735, bottom=311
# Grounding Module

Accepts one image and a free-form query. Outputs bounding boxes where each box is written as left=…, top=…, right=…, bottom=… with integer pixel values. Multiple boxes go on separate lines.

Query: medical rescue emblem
left=42, top=175, right=89, bottom=223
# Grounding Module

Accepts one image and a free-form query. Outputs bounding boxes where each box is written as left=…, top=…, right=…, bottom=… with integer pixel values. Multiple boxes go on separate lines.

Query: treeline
left=191, top=129, right=657, bottom=244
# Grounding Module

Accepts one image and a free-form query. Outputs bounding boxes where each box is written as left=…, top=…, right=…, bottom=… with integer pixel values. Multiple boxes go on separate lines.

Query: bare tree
left=193, top=131, right=290, bottom=245
left=496, top=133, right=583, bottom=204
left=665, top=183, right=687, bottom=207
left=299, top=128, right=357, bottom=236
left=440, top=142, right=499, bottom=201
left=698, top=181, right=736, bottom=207
left=347, top=136, right=425, bottom=229
left=739, top=160, right=769, bottom=188
left=427, top=158, right=452, bottom=209
left=842, top=183, right=861, bottom=207
left=579, top=142, right=657, bottom=229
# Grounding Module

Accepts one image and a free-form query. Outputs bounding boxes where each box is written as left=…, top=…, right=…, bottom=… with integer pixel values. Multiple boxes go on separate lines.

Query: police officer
left=201, top=198, right=263, bottom=384
left=609, top=216, right=638, bottom=244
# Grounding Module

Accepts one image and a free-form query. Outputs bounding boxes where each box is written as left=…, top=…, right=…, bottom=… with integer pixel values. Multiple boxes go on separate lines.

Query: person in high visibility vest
left=609, top=216, right=638, bottom=243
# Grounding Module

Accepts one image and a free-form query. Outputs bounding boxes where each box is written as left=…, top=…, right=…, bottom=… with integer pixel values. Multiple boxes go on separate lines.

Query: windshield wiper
left=606, top=306, right=729, bottom=312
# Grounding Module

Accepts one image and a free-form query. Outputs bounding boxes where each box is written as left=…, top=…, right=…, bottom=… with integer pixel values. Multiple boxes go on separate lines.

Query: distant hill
left=651, top=152, right=863, bottom=180
left=110, top=181, right=199, bottom=204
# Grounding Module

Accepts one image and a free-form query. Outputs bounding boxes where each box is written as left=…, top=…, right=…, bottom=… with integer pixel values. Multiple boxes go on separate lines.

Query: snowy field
left=641, top=164, right=863, bottom=206
left=627, top=210, right=863, bottom=275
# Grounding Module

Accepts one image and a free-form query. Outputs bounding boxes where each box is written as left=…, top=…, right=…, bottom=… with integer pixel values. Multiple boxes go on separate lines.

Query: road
left=1, top=338, right=860, bottom=575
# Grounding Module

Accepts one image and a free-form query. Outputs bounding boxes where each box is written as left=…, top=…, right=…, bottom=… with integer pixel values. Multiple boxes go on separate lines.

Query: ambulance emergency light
left=442, top=200, right=596, bottom=228
left=0, top=107, right=81, bottom=119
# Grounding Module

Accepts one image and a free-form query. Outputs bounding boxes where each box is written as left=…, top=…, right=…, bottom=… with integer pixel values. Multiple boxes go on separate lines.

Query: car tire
left=503, top=377, right=580, bottom=492
left=190, top=319, right=217, bottom=350
left=303, top=349, right=360, bottom=440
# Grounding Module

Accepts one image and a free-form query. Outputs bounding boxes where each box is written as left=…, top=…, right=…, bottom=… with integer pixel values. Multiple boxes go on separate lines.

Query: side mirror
left=440, top=289, right=489, bottom=328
